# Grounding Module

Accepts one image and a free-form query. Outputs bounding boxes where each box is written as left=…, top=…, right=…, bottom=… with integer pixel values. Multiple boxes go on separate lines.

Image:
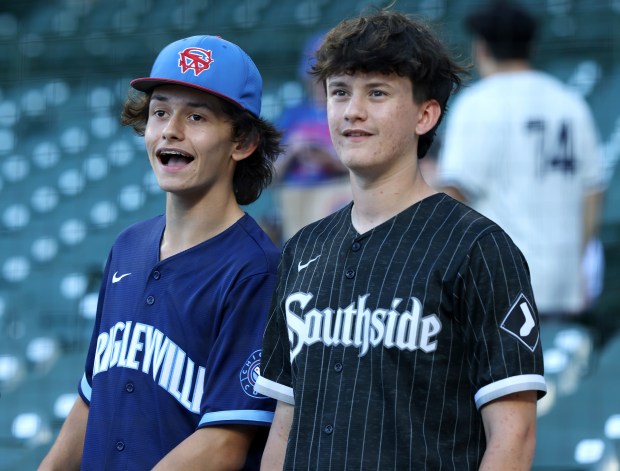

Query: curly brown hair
left=310, top=9, right=467, bottom=158
left=120, top=88, right=282, bottom=205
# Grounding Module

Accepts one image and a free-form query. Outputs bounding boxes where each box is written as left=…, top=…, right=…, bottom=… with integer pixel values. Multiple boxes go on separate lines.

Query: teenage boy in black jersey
left=257, top=9, right=546, bottom=470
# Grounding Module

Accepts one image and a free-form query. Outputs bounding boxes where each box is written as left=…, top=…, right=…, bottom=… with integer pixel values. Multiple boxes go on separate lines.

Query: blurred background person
left=272, top=32, right=351, bottom=243
left=438, top=0, right=606, bottom=321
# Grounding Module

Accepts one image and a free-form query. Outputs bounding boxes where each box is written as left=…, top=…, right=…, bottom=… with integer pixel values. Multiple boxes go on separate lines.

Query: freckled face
left=326, top=72, right=427, bottom=179
left=144, top=85, right=238, bottom=197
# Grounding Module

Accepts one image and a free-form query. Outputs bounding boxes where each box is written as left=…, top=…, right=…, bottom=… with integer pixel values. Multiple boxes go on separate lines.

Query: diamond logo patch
left=500, top=293, right=539, bottom=352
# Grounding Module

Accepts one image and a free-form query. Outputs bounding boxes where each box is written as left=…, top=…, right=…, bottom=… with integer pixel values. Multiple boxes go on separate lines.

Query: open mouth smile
left=157, top=149, right=195, bottom=167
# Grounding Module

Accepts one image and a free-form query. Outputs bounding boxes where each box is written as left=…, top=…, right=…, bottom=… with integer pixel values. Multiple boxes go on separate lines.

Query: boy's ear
left=415, top=99, right=441, bottom=136
left=231, top=135, right=259, bottom=162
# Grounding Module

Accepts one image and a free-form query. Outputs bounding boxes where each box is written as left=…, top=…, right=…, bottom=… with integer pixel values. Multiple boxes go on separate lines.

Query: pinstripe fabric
left=257, top=193, right=546, bottom=470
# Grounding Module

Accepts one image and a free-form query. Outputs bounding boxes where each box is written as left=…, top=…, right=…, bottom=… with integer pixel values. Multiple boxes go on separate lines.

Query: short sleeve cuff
left=79, top=373, right=92, bottom=404
left=254, top=376, right=294, bottom=405
left=198, top=410, right=274, bottom=427
left=475, top=374, right=547, bottom=409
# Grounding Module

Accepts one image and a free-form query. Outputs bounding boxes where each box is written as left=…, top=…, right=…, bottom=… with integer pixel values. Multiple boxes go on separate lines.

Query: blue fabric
left=79, top=214, right=278, bottom=470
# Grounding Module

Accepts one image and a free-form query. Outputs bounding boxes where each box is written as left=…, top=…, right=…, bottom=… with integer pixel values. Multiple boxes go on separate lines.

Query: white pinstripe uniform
left=256, top=193, right=546, bottom=470
left=439, top=70, right=605, bottom=316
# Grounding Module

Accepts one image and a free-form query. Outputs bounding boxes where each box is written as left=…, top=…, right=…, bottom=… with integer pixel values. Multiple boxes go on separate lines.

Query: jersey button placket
left=147, top=271, right=160, bottom=306
left=116, top=441, right=125, bottom=451
left=323, top=424, right=334, bottom=435
left=125, top=382, right=134, bottom=393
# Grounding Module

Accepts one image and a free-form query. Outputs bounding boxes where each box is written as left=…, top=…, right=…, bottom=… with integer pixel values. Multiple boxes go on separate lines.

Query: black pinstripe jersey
left=257, top=193, right=546, bottom=470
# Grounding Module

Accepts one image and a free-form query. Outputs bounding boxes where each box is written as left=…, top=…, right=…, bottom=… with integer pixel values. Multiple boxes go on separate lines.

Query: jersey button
left=125, top=382, right=134, bottom=393
left=351, top=242, right=361, bottom=252
left=116, top=441, right=125, bottom=451
left=334, top=363, right=343, bottom=373
left=345, top=269, right=355, bottom=279
left=323, top=424, right=333, bottom=435
left=146, top=295, right=155, bottom=305
left=152, top=270, right=161, bottom=280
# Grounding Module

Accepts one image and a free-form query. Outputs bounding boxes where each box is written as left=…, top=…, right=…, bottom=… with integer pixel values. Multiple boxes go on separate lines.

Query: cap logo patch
left=500, top=293, right=539, bottom=352
left=178, top=47, right=214, bottom=76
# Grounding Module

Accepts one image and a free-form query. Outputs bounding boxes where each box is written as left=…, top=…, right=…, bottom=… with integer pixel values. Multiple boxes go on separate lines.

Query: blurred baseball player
left=256, top=9, right=546, bottom=470
left=38, top=35, right=281, bottom=470
left=438, top=0, right=605, bottom=319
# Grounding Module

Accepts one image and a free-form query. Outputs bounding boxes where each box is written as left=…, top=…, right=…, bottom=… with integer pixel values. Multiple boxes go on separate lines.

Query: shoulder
left=424, top=198, right=532, bottom=295
left=232, top=214, right=281, bottom=272
left=452, top=77, right=501, bottom=104
left=114, top=214, right=164, bottom=245
left=425, top=193, right=500, bottom=233
left=445, top=80, right=501, bottom=125
left=283, top=203, right=353, bottom=252
left=529, top=71, right=591, bottom=107
left=448, top=85, right=480, bottom=112
left=421, top=194, right=513, bottom=255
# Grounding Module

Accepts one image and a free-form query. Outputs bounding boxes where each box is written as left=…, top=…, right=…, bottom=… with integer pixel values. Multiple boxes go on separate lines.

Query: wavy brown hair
left=310, top=9, right=467, bottom=158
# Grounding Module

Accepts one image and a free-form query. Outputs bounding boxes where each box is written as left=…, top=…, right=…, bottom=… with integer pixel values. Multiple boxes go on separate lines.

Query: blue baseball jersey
left=78, top=214, right=279, bottom=470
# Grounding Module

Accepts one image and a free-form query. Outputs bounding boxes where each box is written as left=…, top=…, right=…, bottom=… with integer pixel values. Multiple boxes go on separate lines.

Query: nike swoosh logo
left=298, top=255, right=320, bottom=272
left=112, top=272, right=132, bottom=283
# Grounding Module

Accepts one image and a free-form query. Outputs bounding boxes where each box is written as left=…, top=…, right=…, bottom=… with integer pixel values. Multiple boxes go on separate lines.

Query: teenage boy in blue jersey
left=39, top=35, right=281, bottom=471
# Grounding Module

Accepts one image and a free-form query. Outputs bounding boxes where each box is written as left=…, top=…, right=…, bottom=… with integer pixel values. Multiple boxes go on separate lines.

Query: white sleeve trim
left=254, top=375, right=294, bottom=405
left=79, top=373, right=92, bottom=402
left=475, top=374, right=547, bottom=409
left=198, top=410, right=274, bottom=427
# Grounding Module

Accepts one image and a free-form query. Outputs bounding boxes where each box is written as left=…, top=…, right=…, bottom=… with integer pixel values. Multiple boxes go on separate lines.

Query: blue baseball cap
left=131, top=35, right=262, bottom=117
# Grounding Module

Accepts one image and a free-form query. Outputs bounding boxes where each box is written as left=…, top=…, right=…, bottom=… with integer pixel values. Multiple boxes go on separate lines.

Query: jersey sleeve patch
left=500, top=293, right=539, bottom=352
left=240, top=350, right=268, bottom=399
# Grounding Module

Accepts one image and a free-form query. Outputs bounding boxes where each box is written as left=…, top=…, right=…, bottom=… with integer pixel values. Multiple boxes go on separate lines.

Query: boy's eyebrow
left=365, top=81, right=392, bottom=89
left=326, top=79, right=349, bottom=88
left=327, top=79, right=393, bottom=90
left=150, top=93, right=216, bottom=110
left=150, top=93, right=171, bottom=103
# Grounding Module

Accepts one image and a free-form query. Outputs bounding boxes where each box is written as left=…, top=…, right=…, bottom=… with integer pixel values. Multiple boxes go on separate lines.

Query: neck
left=350, top=168, right=436, bottom=234
left=480, top=59, right=531, bottom=77
left=160, top=192, right=244, bottom=260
